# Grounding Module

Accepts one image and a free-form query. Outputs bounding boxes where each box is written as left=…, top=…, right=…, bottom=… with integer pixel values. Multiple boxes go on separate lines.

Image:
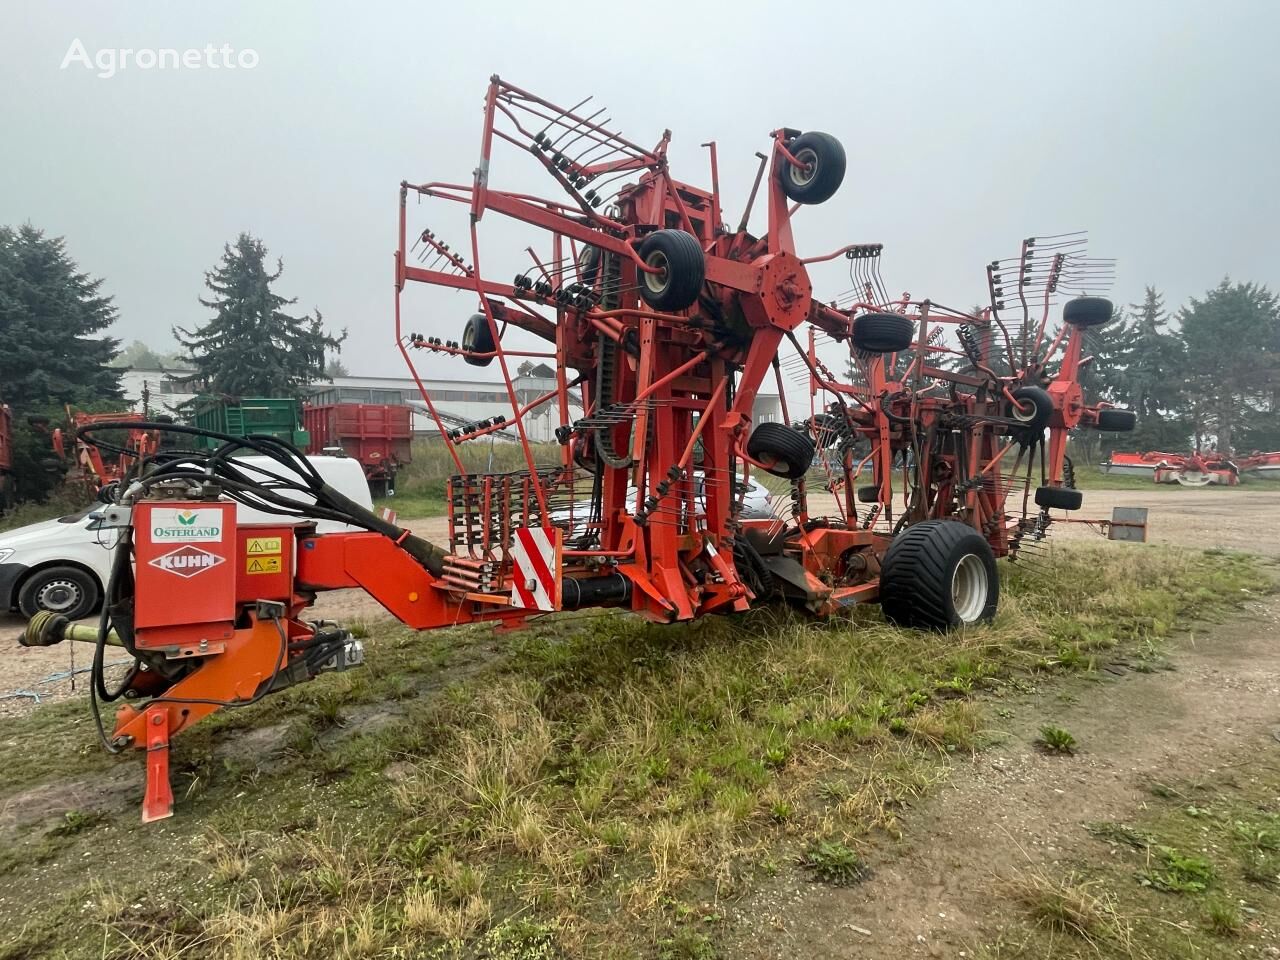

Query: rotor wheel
left=879, top=520, right=999, bottom=631
left=1063, top=296, right=1114, bottom=328
left=1094, top=408, right=1137, bottom=432
left=1034, top=485, right=1083, bottom=511
left=780, top=131, right=846, bottom=205
left=577, top=245, right=601, bottom=286
left=1010, top=385, right=1054, bottom=434
left=636, top=230, right=705, bottom=312
left=747, top=422, right=816, bottom=480
left=462, top=313, right=496, bottom=367
left=851, top=312, right=915, bottom=354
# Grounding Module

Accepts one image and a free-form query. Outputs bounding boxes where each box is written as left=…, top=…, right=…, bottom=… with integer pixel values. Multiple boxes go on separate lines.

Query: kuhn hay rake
left=28, top=77, right=1139, bottom=821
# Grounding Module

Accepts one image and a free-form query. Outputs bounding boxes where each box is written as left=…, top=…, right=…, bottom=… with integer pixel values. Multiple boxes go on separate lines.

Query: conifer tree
left=175, top=233, right=345, bottom=398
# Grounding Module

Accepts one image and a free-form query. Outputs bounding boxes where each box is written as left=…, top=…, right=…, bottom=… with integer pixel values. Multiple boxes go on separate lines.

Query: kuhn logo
left=148, top=545, right=226, bottom=579
left=151, top=507, right=222, bottom=542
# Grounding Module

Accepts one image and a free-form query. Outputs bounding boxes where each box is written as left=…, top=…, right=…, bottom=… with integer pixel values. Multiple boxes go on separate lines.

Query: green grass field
left=0, top=543, right=1268, bottom=959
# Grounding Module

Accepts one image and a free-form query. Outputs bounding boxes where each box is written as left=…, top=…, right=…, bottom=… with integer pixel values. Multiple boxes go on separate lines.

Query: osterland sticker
left=150, top=507, right=223, bottom=542
left=147, top=544, right=227, bottom=579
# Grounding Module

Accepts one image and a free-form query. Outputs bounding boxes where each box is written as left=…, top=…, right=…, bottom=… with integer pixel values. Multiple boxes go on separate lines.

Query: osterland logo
left=147, top=545, right=226, bottom=579
left=151, top=507, right=223, bottom=542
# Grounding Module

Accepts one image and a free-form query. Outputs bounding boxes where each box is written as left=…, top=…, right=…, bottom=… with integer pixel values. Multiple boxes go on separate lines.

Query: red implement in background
left=304, top=402, right=411, bottom=496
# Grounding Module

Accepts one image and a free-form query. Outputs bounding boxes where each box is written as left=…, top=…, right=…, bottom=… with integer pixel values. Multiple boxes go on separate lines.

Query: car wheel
left=17, top=566, right=101, bottom=621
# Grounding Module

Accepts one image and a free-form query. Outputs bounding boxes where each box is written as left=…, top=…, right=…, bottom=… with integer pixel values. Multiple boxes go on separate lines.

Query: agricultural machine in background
left=42, top=408, right=162, bottom=500
left=26, top=76, right=1141, bottom=822
left=1103, top=448, right=1280, bottom=486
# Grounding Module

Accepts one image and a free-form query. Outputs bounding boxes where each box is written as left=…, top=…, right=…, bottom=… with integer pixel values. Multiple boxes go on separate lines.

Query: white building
left=116, top=367, right=784, bottom=444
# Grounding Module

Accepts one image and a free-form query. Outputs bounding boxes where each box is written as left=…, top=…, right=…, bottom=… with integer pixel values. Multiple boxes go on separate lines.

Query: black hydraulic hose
left=318, top=482, right=446, bottom=576
left=79, top=420, right=448, bottom=574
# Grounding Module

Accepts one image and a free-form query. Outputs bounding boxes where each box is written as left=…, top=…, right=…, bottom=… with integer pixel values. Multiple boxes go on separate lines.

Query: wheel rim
left=1176, top=471, right=1213, bottom=487
left=951, top=554, right=988, bottom=624
left=38, top=579, right=82, bottom=614
left=788, top=147, right=818, bottom=187
left=1011, top=398, right=1039, bottom=422
left=643, top=250, right=670, bottom=295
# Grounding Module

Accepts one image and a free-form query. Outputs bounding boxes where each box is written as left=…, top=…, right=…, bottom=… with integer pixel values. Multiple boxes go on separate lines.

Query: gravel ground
left=2, top=486, right=1276, bottom=718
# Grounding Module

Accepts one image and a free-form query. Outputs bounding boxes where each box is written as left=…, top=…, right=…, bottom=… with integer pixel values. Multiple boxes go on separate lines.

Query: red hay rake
left=394, top=76, right=1130, bottom=624
left=30, top=77, right=1145, bottom=821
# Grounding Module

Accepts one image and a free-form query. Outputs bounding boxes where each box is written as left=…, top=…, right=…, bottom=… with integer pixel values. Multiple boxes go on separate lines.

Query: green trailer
left=189, top=397, right=310, bottom=450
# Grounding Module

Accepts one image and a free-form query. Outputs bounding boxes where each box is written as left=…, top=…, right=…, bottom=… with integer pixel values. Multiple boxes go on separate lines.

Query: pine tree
left=175, top=233, right=345, bottom=398
left=0, top=224, right=122, bottom=409
left=1178, top=279, right=1279, bottom=457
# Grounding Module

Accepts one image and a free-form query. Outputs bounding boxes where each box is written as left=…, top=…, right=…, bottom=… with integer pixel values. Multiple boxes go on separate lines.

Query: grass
left=994, top=758, right=1280, bottom=958
left=0, top=542, right=1269, bottom=958
left=799, top=839, right=868, bottom=886
left=1035, top=724, right=1077, bottom=755
left=1010, top=869, right=1132, bottom=946
left=386, top=439, right=563, bottom=518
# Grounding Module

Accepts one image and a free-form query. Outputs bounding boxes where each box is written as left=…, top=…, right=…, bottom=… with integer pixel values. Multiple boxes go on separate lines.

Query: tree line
left=1080, top=282, right=1280, bottom=459
left=1, top=221, right=1276, bottom=501
left=0, top=225, right=343, bottom=502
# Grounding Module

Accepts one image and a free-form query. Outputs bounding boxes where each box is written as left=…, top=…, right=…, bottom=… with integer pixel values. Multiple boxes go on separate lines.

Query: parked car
left=0, top=456, right=372, bottom=622
left=551, top=474, right=776, bottom=535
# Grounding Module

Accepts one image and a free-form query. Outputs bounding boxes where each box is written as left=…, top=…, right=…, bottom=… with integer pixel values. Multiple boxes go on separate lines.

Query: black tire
left=851, top=313, right=915, bottom=354
left=1063, top=296, right=1113, bottom=328
left=779, top=131, right=846, bottom=205
left=880, top=520, right=998, bottom=631
left=1035, top=485, right=1083, bottom=511
left=857, top=484, right=880, bottom=503
left=1010, top=385, right=1054, bottom=433
left=1094, top=408, right=1137, bottom=432
left=462, top=313, right=496, bottom=367
left=577, top=245, right=601, bottom=286
left=806, top=412, right=842, bottom=448
left=17, top=566, right=101, bottom=621
left=747, top=421, right=816, bottom=480
left=636, top=230, right=705, bottom=312
left=95, top=481, right=119, bottom=504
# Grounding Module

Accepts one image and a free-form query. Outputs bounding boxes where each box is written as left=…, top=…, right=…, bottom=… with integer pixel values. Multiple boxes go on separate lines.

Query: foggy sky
left=2, top=0, right=1278, bottom=391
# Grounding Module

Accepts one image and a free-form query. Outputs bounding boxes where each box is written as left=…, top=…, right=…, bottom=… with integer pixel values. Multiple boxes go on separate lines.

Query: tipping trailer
left=303, top=402, right=412, bottom=496
left=189, top=397, right=310, bottom=450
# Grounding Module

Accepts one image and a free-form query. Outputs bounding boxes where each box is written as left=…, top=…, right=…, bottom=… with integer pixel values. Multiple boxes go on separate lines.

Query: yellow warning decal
left=246, top=556, right=282, bottom=575
left=246, top=536, right=282, bottom=555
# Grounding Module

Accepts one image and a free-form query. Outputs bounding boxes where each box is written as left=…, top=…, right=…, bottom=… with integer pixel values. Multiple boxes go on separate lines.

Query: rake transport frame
left=28, top=77, right=1136, bottom=821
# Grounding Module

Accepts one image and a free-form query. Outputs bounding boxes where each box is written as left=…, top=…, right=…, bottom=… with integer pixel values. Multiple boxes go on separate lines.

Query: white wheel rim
left=39, top=579, right=82, bottom=614
left=951, top=554, right=988, bottom=624
left=1011, top=398, right=1038, bottom=422
left=1176, top=471, right=1213, bottom=487
left=643, top=250, right=670, bottom=295
left=788, top=147, right=818, bottom=186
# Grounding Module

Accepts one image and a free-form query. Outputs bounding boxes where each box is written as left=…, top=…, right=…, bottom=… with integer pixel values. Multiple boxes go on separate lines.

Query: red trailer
left=0, top=403, right=14, bottom=510
left=303, top=403, right=411, bottom=496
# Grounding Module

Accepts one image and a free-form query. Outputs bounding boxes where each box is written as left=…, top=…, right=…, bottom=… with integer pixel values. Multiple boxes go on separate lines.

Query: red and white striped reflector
left=509, top=526, right=561, bottom=612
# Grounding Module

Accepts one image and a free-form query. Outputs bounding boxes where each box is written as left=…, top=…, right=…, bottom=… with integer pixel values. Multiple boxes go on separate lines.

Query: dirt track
left=3, top=488, right=1278, bottom=716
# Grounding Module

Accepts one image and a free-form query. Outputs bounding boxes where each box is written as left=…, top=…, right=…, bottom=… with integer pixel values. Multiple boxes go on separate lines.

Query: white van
left=0, top=456, right=372, bottom=621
